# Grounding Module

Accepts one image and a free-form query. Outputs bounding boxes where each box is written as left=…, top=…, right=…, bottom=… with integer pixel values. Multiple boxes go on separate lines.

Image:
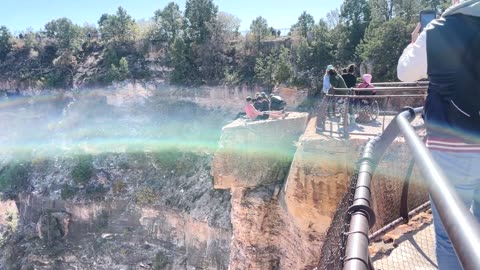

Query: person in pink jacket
left=355, top=74, right=376, bottom=95
left=244, top=96, right=284, bottom=120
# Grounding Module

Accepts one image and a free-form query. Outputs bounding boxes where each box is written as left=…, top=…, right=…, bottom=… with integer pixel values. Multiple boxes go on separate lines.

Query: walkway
left=318, top=115, right=425, bottom=138
left=370, top=211, right=437, bottom=270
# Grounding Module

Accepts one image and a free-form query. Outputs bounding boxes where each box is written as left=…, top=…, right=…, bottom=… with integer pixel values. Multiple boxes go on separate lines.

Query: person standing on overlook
left=317, top=65, right=349, bottom=132
left=397, top=1, right=480, bottom=269
left=342, top=64, right=357, bottom=88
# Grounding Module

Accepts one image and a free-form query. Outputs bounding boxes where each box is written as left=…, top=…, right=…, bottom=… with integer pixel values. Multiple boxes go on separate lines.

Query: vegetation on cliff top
left=0, top=0, right=450, bottom=91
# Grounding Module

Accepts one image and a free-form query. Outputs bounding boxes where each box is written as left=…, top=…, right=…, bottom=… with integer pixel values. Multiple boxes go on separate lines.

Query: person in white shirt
left=397, top=1, right=480, bottom=269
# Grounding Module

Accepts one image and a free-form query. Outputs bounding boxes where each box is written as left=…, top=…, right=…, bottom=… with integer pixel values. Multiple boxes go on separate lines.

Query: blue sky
left=1, top=0, right=344, bottom=33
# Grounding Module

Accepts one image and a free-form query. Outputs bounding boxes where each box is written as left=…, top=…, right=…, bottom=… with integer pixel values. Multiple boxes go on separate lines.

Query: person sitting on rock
left=244, top=96, right=284, bottom=120
left=269, top=94, right=286, bottom=111
left=261, top=92, right=270, bottom=106
left=253, top=96, right=263, bottom=111
left=256, top=96, right=270, bottom=112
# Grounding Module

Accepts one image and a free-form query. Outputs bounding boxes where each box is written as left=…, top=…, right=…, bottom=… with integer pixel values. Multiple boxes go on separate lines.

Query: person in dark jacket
left=253, top=96, right=262, bottom=111
left=328, top=68, right=347, bottom=91
left=397, top=1, right=480, bottom=269
left=342, top=64, right=357, bottom=88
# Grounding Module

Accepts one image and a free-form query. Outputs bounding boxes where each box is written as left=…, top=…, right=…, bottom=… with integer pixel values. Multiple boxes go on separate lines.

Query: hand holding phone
left=420, top=10, right=437, bottom=32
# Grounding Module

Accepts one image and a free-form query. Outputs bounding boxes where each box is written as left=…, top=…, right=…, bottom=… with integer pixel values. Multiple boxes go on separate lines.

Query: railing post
left=344, top=97, right=350, bottom=138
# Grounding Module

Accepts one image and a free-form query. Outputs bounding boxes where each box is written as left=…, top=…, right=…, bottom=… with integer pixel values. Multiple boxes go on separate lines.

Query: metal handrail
left=372, top=81, right=429, bottom=86
left=343, top=107, right=480, bottom=270
left=326, top=94, right=426, bottom=99
left=331, top=86, right=427, bottom=92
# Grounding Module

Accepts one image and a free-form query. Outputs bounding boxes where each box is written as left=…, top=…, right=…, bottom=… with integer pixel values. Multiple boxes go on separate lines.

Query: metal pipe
left=396, top=113, right=480, bottom=270
left=343, top=212, right=371, bottom=270
left=343, top=137, right=380, bottom=270
left=344, top=97, right=350, bottom=138
left=333, top=86, right=427, bottom=92
left=325, top=94, right=426, bottom=98
left=382, top=97, right=390, bottom=132
left=372, top=81, right=429, bottom=86
left=343, top=108, right=421, bottom=270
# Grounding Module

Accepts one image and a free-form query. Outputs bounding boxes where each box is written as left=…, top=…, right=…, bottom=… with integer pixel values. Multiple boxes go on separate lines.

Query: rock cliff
left=213, top=113, right=329, bottom=270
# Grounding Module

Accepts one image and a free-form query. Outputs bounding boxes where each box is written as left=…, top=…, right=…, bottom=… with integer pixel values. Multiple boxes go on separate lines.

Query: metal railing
left=318, top=83, right=428, bottom=138
left=343, top=107, right=480, bottom=270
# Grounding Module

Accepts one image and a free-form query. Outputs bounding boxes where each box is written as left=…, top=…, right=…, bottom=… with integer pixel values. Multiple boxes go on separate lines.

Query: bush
left=93, top=210, right=109, bottom=231
left=85, top=183, right=108, bottom=201
left=135, top=187, right=157, bottom=206
left=43, top=71, right=66, bottom=88
left=153, top=251, right=169, bottom=270
left=107, top=64, right=121, bottom=82
left=118, top=57, right=129, bottom=79
left=152, top=150, right=181, bottom=170
left=112, top=180, right=126, bottom=194
left=60, top=184, right=77, bottom=200
left=0, top=163, right=30, bottom=199
left=71, top=155, right=93, bottom=185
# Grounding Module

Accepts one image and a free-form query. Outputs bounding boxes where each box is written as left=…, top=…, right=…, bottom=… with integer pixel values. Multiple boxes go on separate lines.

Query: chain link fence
left=316, top=118, right=433, bottom=270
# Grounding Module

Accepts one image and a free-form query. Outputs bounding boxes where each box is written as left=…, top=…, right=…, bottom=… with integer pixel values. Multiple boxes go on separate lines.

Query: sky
left=1, top=0, right=344, bottom=33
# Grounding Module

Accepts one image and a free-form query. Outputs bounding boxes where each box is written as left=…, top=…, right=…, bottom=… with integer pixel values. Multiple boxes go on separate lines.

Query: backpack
left=270, top=95, right=286, bottom=110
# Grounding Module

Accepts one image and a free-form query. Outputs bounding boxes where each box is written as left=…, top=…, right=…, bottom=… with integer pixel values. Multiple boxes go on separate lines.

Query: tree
left=369, top=0, right=395, bottom=22
left=422, top=0, right=451, bottom=13
left=250, top=16, right=270, bottom=42
left=21, top=28, right=39, bottom=50
left=0, top=26, right=12, bottom=61
left=214, top=12, right=240, bottom=42
left=368, top=0, right=421, bottom=23
left=152, top=2, right=183, bottom=43
left=184, top=0, right=218, bottom=44
left=196, top=12, right=240, bottom=82
left=274, top=46, right=293, bottom=84
left=291, top=11, right=315, bottom=38
left=52, top=49, right=77, bottom=87
left=392, top=0, right=423, bottom=23
left=44, top=18, right=83, bottom=50
left=107, top=64, right=121, bottom=82
left=294, top=38, right=314, bottom=85
left=255, top=52, right=275, bottom=87
left=170, top=36, right=194, bottom=83
left=357, top=17, right=411, bottom=81
left=81, top=23, right=98, bottom=38
left=338, top=0, right=371, bottom=61
left=326, top=9, right=340, bottom=30
left=118, top=57, right=129, bottom=80
left=312, top=19, right=334, bottom=60
left=98, top=7, right=136, bottom=43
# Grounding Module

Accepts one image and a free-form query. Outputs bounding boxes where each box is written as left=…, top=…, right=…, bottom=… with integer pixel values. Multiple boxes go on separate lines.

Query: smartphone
left=420, top=10, right=437, bottom=31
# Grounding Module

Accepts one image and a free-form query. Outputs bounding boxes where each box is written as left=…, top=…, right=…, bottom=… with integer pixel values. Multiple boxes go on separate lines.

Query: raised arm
left=397, top=23, right=428, bottom=82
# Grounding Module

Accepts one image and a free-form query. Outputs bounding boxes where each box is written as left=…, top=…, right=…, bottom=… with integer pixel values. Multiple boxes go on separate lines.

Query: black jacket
left=425, top=14, right=480, bottom=140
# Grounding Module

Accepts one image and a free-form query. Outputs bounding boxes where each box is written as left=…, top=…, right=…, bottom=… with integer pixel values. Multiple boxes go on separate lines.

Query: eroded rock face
left=228, top=186, right=324, bottom=270
left=283, top=120, right=351, bottom=235
left=0, top=152, right=232, bottom=270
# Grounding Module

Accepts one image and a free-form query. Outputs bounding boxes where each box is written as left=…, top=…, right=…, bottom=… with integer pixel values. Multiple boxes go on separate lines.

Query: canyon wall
left=0, top=152, right=232, bottom=270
